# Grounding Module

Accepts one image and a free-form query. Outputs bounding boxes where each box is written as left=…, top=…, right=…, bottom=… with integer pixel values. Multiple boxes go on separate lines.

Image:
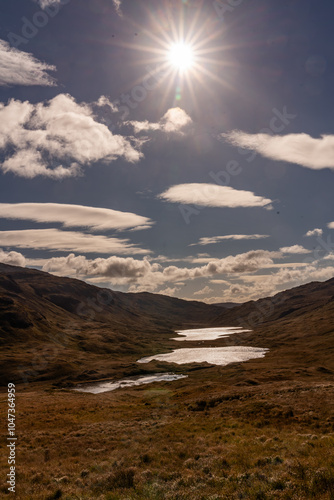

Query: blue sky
left=1, top=0, right=334, bottom=303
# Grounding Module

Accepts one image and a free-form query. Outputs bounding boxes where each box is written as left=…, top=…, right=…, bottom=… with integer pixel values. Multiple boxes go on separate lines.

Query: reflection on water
left=73, top=373, right=187, bottom=394
left=74, top=328, right=267, bottom=394
left=137, top=346, right=268, bottom=366
left=172, top=326, right=251, bottom=342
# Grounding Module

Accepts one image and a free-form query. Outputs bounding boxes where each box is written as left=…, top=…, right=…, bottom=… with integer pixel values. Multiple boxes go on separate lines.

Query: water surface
left=137, top=346, right=268, bottom=366
left=73, top=373, right=187, bottom=394
left=74, top=328, right=267, bottom=393
left=172, top=326, right=251, bottom=342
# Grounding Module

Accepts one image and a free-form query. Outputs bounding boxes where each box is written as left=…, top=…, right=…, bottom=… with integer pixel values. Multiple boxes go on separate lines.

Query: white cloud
left=34, top=0, right=58, bottom=7
left=0, top=229, right=149, bottom=255
left=112, top=0, right=123, bottom=16
left=0, top=203, right=153, bottom=232
left=193, top=286, right=212, bottom=296
left=126, top=107, right=192, bottom=134
left=0, top=94, right=143, bottom=178
left=280, top=245, right=311, bottom=254
left=327, top=222, right=334, bottom=230
left=305, top=228, right=323, bottom=237
left=34, top=0, right=67, bottom=7
left=223, top=130, right=334, bottom=170
left=219, top=264, right=334, bottom=303
left=34, top=0, right=122, bottom=15
left=0, top=39, right=55, bottom=87
left=94, top=95, right=118, bottom=112
left=35, top=0, right=121, bottom=15
left=161, top=250, right=276, bottom=282
left=152, top=254, right=216, bottom=264
left=132, top=251, right=277, bottom=293
left=159, top=183, right=273, bottom=209
left=42, top=253, right=158, bottom=279
left=189, top=257, right=220, bottom=264
left=255, top=262, right=310, bottom=269
left=1, top=149, right=81, bottom=179
left=12, top=238, right=333, bottom=302
left=0, top=249, right=26, bottom=267
left=158, top=286, right=180, bottom=297
left=190, top=234, right=270, bottom=246
left=19, top=246, right=334, bottom=302
left=24, top=249, right=276, bottom=293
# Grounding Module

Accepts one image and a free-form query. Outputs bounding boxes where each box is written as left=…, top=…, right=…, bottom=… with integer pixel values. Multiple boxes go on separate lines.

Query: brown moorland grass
left=1, top=267, right=334, bottom=498
left=1, top=366, right=334, bottom=499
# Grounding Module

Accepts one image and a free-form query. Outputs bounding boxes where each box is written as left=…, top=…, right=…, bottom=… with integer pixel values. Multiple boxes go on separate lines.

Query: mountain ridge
left=1, top=263, right=334, bottom=387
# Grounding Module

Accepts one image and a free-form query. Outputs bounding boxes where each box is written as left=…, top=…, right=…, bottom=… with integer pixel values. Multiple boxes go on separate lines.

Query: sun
left=168, top=42, right=195, bottom=71
left=112, top=5, right=230, bottom=111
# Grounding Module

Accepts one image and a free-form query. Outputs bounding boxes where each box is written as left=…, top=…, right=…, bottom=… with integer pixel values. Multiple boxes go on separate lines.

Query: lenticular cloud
left=159, top=183, right=273, bottom=209
left=0, top=39, right=56, bottom=87
left=223, top=130, right=334, bottom=170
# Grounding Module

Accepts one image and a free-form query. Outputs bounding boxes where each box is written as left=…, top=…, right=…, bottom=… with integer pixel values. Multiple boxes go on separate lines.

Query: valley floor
left=2, top=366, right=334, bottom=500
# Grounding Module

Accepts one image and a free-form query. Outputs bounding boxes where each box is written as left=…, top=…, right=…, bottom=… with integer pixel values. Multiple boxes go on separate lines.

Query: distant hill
left=0, top=263, right=220, bottom=384
left=1, top=263, right=334, bottom=387
left=0, top=263, right=221, bottom=338
left=214, top=278, right=334, bottom=328
left=212, top=277, right=334, bottom=384
left=213, top=302, right=242, bottom=309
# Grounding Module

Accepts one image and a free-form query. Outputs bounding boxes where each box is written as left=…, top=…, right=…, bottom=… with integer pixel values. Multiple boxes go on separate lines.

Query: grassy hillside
left=0, top=263, right=221, bottom=385
left=2, top=266, right=334, bottom=498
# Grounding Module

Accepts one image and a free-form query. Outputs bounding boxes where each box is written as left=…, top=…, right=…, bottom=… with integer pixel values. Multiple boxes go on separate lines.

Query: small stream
left=73, top=373, right=187, bottom=394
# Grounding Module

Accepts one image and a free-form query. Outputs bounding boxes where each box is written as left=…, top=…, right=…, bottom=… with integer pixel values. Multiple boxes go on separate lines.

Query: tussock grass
left=2, top=376, right=334, bottom=499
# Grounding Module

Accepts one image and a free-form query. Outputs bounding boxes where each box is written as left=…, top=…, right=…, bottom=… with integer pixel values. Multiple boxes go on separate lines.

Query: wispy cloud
left=193, top=286, right=212, bottom=296
left=0, top=94, right=143, bottom=178
left=223, top=130, right=334, bottom=170
left=279, top=245, right=311, bottom=254
left=0, top=229, right=149, bottom=255
left=156, top=286, right=180, bottom=297
left=34, top=0, right=61, bottom=7
left=159, top=183, right=273, bottom=209
left=126, top=107, right=192, bottom=134
left=190, top=234, right=270, bottom=246
left=305, top=228, right=323, bottom=237
left=0, top=203, right=154, bottom=232
left=0, top=39, right=56, bottom=87
left=112, top=0, right=123, bottom=16
left=34, top=0, right=122, bottom=15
